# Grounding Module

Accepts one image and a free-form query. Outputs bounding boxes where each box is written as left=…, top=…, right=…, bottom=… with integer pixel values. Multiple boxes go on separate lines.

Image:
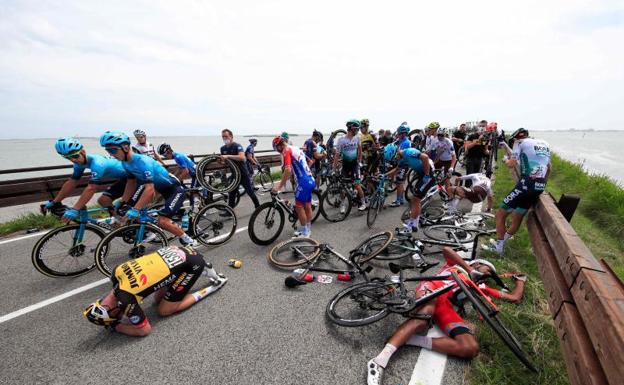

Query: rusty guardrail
left=0, top=150, right=281, bottom=208
left=501, top=142, right=624, bottom=385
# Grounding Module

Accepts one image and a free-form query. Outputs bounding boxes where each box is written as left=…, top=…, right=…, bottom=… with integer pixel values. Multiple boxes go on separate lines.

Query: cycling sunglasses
left=63, top=152, right=82, bottom=160
left=105, top=147, right=122, bottom=155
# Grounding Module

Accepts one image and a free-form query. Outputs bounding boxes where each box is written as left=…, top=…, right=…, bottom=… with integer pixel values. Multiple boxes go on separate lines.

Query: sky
left=0, top=0, right=623, bottom=139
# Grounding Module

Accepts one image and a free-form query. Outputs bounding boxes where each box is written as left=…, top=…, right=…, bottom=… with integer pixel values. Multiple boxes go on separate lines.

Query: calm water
left=1, top=132, right=623, bottom=186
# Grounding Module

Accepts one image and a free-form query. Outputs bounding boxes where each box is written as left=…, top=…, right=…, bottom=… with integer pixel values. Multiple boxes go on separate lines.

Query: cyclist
left=379, top=129, right=393, bottom=147
left=158, top=143, right=201, bottom=211
left=42, top=137, right=128, bottom=222
left=447, top=172, right=494, bottom=213
left=333, top=119, right=367, bottom=212
left=385, top=143, right=433, bottom=234
left=83, top=245, right=226, bottom=337
left=433, top=127, right=457, bottom=174
left=99, top=131, right=198, bottom=247
left=220, top=129, right=260, bottom=209
left=389, top=123, right=413, bottom=207
left=359, top=119, right=379, bottom=177
left=494, top=128, right=551, bottom=254
left=245, top=138, right=260, bottom=188
left=367, top=247, right=527, bottom=385
left=132, top=129, right=166, bottom=167
left=304, top=130, right=326, bottom=186
left=424, top=121, right=440, bottom=160
left=272, top=136, right=316, bottom=237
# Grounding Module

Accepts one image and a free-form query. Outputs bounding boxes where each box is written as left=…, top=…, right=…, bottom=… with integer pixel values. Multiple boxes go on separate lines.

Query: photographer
left=463, top=121, right=489, bottom=187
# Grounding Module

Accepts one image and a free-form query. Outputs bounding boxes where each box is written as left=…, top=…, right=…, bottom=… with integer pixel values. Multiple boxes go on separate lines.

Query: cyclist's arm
left=545, top=162, right=552, bottom=180
left=276, top=166, right=292, bottom=191
left=122, top=178, right=136, bottom=203
left=53, top=178, right=79, bottom=202
left=450, top=152, right=457, bottom=169
left=486, top=194, right=493, bottom=211
left=483, top=280, right=525, bottom=304
left=133, top=183, right=155, bottom=209
left=223, top=150, right=246, bottom=162
left=153, top=151, right=167, bottom=167
left=72, top=183, right=98, bottom=210
left=420, top=153, right=431, bottom=175
left=114, top=292, right=152, bottom=337
left=115, top=321, right=152, bottom=337
left=332, top=148, right=340, bottom=170
left=357, top=142, right=362, bottom=164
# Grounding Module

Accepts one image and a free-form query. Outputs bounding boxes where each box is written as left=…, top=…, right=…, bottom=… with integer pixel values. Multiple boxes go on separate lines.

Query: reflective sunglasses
left=63, top=152, right=82, bottom=160
left=105, top=147, right=121, bottom=155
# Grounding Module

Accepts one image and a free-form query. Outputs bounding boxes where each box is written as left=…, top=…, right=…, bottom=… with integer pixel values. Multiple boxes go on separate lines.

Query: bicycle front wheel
left=31, top=223, right=105, bottom=278
left=259, top=170, right=274, bottom=190
left=311, top=189, right=322, bottom=223
left=320, top=184, right=351, bottom=222
left=352, top=231, right=393, bottom=263
left=248, top=202, right=285, bottom=245
left=366, top=192, right=384, bottom=228
left=267, top=237, right=320, bottom=268
left=423, top=225, right=477, bottom=243
left=193, top=203, right=237, bottom=246
left=326, top=281, right=396, bottom=327
left=95, top=223, right=169, bottom=276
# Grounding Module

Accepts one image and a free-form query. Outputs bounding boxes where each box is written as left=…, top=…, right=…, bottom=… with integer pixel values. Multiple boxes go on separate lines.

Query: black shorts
left=158, top=184, right=186, bottom=218
left=341, top=160, right=361, bottom=181
left=501, top=177, right=546, bottom=214
left=101, top=179, right=127, bottom=200
left=395, top=165, right=408, bottom=183
left=411, top=173, right=435, bottom=199
left=164, top=253, right=205, bottom=302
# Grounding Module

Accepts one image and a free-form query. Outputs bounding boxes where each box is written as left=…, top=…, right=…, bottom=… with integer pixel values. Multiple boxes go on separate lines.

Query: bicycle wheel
left=457, top=212, right=495, bottom=231
left=366, top=192, right=384, bottom=228
left=31, top=224, right=105, bottom=278
left=310, top=189, right=322, bottom=223
left=352, top=231, right=393, bottom=263
left=423, top=225, right=477, bottom=243
left=248, top=202, right=285, bottom=245
left=193, top=203, right=237, bottom=246
left=320, top=184, right=351, bottom=222
left=267, top=237, right=320, bottom=268
left=375, top=238, right=414, bottom=261
left=452, top=272, right=538, bottom=372
left=196, top=155, right=241, bottom=193
left=95, top=223, right=169, bottom=276
left=326, top=281, right=396, bottom=327
left=401, top=205, right=445, bottom=224
left=258, top=169, right=274, bottom=190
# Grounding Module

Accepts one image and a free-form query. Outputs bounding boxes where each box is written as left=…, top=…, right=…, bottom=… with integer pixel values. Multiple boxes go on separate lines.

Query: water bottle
left=390, top=275, right=401, bottom=283
left=181, top=213, right=189, bottom=231
left=292, top=268, right=313, bottom=282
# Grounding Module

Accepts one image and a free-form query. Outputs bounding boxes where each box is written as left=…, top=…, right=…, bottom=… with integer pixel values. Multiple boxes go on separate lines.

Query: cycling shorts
left=395, top=165, right=408, bottom=183
left=411, top=173, right=435, bottom=199
left=294, top=176, right=316, bottom=207
left=416, top=280, right=471, bottom=337
left=501, top=177, right=546, bottom=214
left=462, top=186, right=488, bottom=203
left=164, top=253, right=205, bottom=302
left=341, top=160, right=361, bottom=182
left=101, top=179, right=127, bottom=200
left=158, top=184, right=186, bottom=218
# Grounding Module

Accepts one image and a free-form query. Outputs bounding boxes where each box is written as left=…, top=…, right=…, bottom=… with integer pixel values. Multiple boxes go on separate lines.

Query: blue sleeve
left=123, top=162, right=136, bottom=180
left=71, top=164, right=85, bottom=180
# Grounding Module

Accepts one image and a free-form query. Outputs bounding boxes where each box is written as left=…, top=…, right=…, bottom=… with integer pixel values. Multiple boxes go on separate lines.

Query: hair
left=479, top=120, right=487, bottom=125
left=221, top=129, right=233, bottom=137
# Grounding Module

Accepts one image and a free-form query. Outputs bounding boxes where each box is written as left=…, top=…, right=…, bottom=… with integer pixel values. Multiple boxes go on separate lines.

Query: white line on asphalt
left=408, top=326, right=447, bottom=385
left=0, top=230, right=47, bottom=245
left=0, top=226, right=249, bottom=324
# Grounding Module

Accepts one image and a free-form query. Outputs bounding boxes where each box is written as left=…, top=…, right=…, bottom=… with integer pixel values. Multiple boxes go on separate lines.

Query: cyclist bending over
left=446, top=172, right=494, bottom=213
left=83, top=246, right=226, bottom=337
left=367, top=247, right=527, bottom=385
left=389, top=123, right=413, bottom=207
left=333, top=119, right=367, bottom=212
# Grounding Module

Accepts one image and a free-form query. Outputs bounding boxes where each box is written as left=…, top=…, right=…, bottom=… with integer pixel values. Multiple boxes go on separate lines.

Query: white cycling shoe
left=367, top=359, right=383, bottom=385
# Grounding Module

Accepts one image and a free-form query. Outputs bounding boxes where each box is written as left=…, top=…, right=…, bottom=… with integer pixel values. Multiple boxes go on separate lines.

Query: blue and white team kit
left=282, top=146, right=316, bottom=206
left=399, top=148, right=435, bottom=199
left=71, top=154, right=128, bottom=199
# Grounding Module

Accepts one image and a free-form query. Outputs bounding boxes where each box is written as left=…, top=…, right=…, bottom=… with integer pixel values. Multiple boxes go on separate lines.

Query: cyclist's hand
left=502, top=155, right=509, bottom=162
left=62, top=208, right=78, bottom=223
left=512, top=274, right=528, bottom=282
left=116, top=203, right=130, bottom=216
left=125, top=208, right=140, bottom=220
left=43, top=200, right=56, bottom=210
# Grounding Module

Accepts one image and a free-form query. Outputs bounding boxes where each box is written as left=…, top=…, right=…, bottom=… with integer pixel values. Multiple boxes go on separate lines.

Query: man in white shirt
left=132, top=129, right=167, bottom=167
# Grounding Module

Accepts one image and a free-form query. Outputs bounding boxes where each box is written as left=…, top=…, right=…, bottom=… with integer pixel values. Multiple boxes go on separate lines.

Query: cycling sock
left=373, top=344, right=397, bottom=368
left=495, top=239, right=504, bottom=253
left=180, top=234, right=194, bottom=244
left=504, top=232, right=513, bottom=241
left=406, top=335, right=433, bottom=350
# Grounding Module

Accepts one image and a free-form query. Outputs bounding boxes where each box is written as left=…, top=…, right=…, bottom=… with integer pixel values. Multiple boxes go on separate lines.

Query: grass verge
left=0, top=212, right=62, bottom=237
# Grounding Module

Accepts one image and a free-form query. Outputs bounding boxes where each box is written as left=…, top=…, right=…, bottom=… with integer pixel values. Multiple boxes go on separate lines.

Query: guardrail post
left=557, top=194, right=580, bottom=222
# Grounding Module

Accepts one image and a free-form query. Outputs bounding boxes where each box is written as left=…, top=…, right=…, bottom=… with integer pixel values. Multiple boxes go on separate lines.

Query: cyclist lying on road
left=84, top=246, right=226, bottom=337
left=366, top=247, right=527, bottom=385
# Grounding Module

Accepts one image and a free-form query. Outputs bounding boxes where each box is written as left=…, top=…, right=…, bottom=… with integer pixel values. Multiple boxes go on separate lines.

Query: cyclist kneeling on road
left=83, top=246, right=226, bottom=337
left=43, top=137, right=128, bottom=223
left=446, top=172, right=494, bottom=213
left=367, top=247, right=527, bottom=385
left=100, top=131, right=198, bottom=247
left=272, top=136, right=316, bottom=237
left=384, top=143, right=433, bottom=234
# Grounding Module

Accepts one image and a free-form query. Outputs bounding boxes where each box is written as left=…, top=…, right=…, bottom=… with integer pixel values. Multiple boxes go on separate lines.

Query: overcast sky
left=0, top=0, right=623, bottom=138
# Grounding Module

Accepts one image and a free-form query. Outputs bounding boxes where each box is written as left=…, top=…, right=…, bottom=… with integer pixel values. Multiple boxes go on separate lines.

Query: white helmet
left=437, top=127, right=448, bottom=137
left=469, top=259, right=497, bottom=273
left=133, top=129, right=146, bottom=136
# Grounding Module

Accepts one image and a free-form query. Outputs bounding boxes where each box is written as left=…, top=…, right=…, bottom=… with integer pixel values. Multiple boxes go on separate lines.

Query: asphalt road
left=0, top=186, right=476, bottom=385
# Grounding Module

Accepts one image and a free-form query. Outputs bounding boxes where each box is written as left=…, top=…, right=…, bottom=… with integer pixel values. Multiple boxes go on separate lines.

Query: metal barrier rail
left=0, top=151, right=281, bottom=208
left=501, top=142, right=623, bottom=385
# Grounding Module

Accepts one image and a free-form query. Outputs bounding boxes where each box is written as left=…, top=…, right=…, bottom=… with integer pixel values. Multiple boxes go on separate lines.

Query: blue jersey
left=399, top=148, right=425, bottom=174
left=71, top=154, right=127, bottom=184
left=123, top=153, right=180, bottom=191
left=397, top=137, right=412, bottom=151
left=245, top=144, right=255, bottom=170
left=172, top=152, right=195, bottom=177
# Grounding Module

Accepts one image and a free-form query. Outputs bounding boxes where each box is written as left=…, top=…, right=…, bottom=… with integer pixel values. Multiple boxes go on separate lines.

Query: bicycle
left=320, top=175, right=366, bottom=222
left=195, top=154, right=241, bottom=193
left=32, top=204, right=117, bottom=278
left=247, top=191, right=322, bottom=245
left=366, top=162, right=390, bottom=228
left=326, top=263, right=537, bottom=372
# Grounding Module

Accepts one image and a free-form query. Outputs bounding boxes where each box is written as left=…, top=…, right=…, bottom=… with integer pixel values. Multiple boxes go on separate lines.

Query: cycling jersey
left=244, top=144, right=255, bottom=173
left=398, top=148, right=425, bottom=174
left=303, top=138, right=318, bottom=171
left=111, top=246, right=205, bottom=326
left=511, top=138, right=551, bottom=179
left=172, top=152, right=196, bottom=177
left=123, top=153, right=180, bottom=191
left=282, top=145, right=315, bottom=204
left=71, top=154, right=127, bottom=184
left=360, top=133, right=376, bottom=159
left=132, top=142, right=157, bottom=158
left=336, top=135, right=360, bottom=162
left=459, top=173, right=493, bottom=197
left=435, top=137, right=455, bottom=161
left=396, top=137, right=411, bottom=151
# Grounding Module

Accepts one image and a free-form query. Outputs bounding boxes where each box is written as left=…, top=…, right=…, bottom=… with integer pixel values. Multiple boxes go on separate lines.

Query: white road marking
left=408, top=326, right=447, bottom=385
left=0, top=230, right=47, bottom=245
left=0, top=226, right=248, bottom=324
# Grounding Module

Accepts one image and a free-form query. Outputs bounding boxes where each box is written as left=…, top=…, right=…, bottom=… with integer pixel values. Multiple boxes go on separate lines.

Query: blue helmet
left=384, top=143, right=398, bottom=162
left=397, top=123, right=410, bottom=135
left=55, top=137, right=83, bottom=156
left=100, top=131, right=130, bottom=147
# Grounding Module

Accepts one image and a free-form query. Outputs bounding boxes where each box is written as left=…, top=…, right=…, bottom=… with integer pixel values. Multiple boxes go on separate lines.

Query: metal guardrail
left=0, top=150, right=281, bottom=208
left=501, top=142, right=623, bottom=385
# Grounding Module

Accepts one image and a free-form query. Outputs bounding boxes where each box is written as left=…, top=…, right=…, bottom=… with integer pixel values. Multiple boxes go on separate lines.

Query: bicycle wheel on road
left=31, top=224, right=106, bottom=278
left=366, top=192, right=384, bottom=228
left=452, top=271, right=538, bottom=372
left=320, top=184, right=351, bottom=222
left=352, top=231, right=393, bottom=263
left=196, top=155, right=241, bottom=193
left=268, top=237, right=321, bottom=268
left=457, top=212, right=495, bottom=231
left=248, top=202, right=285, bottom=245
left=423, top=225, right=477, bottom=243
left=375, top=238, right=414, bottom=261
left=326, top=281, right=396, bottom=327
left=401, top=205, right=445, bottom=224
left=95, top=223, right=169, bottom=276
left=258, top=170, right=274, bottom=190
left=193, top=203, right=237, bottom=246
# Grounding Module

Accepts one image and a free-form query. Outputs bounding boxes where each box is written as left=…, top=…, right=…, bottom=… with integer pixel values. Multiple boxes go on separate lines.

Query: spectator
left=463, top=121, right=489, bottom=186
left=220, top=129, right=260, bottom=209
left=452, top=123, right=467, bottom=156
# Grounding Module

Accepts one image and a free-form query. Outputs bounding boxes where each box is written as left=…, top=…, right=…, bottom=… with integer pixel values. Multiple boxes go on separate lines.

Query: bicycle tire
left=401, top=205, right=445, bottom=224
left=375, top=238, right=414, bottom=261
left=366, top=192, right=384, bottom=228
left=423, top=225, right=477, bottom=243
left=31, top=223, right=105, bottom=278
left=311, top=189, right=322, bottom=223
left=196, top=155, right=241, bottom=193
left=267, top=237, right=321, bottom=268
left=452, top=271, right=538, bottom=372
left=259, top=170, right=274, bottom=190
left=248, top=202, right=285, bottom=245
left=320, top=184, right=351, bottom=222
left=352, top=231, right=393, bottom=263
left=327, top=129, right=347, bottom=154
left=326, top=281, right=395, bottom=327
left=457, top=212, right=495, bottom=231
left=95, top=223, right=169, bottom=276
left=192, top=203, right=237, bottom=246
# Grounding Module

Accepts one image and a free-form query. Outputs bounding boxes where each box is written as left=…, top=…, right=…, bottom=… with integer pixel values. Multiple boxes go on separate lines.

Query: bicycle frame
left=290, top=243, right=372, bottom=280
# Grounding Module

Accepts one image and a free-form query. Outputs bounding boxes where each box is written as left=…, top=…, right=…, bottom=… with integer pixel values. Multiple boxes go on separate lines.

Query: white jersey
left=133, top=142, right=157, bottom=158
left=435, top=137, right=455, bottom=161
left=460, top=173, right=493, bottom=196
left=511, top=138, right=551, bottom=179
left=425, top=135, right=438, bottom=152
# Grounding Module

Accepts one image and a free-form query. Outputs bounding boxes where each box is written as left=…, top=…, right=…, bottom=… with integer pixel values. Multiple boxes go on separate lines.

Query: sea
left=0, top=131, right=623, bottom=186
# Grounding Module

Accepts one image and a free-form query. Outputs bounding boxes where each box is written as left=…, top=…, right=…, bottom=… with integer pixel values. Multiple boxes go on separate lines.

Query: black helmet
left=249, top=137, right=258, bottom=144
left=157, top=142, right=172, bottom=155
left=510, top=128, right=528, bottom=139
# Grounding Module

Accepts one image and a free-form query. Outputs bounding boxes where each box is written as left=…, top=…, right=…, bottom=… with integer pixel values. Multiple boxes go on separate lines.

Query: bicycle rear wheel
left=192, top=203, right=237, bottom=246
left=352, top=231, right=393, bottom=263
left=423, top=225, right=477, bottom=243
left=267, top=237, right=320, bottom=268
left=196, top=155, right=241, bottom=193
left=452, top=272, right=538, bottom=372
left=320, top=184, right=351, bottom=222
left=310, top=189, right=322, bottom=223
left=366, top=192, right=384, bottom=228
left=248, top=202, right=285, bottom=245
left=326, top=281, right=396, bottom=327
left=258, top=169, right=274, bottom=190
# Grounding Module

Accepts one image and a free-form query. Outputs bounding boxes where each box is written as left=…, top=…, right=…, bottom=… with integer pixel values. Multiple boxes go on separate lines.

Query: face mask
left=223, top=139, right=231, bottom=145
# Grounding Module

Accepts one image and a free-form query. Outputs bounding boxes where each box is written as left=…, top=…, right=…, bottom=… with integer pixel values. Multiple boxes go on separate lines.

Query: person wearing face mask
left=220, top=129, right=260, bottom=209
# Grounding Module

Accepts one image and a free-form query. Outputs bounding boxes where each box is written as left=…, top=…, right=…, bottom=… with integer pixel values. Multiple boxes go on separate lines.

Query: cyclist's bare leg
left=507, top=211, right=525, bottom=236
left=153, top=287, right=167, bottom=304
left=158, top=294, right=202, bottom=316
left=387, top=301, right=436, bottom=347
left=294, top=205, right=310, bottom=228
left=158, top=216, right=184, bottom=237
left=303, top=202, right=313, bottom=221
left=355, top=184, right=365, bottom=200
left=430, top=333, right=480, bottom=359
left=495, top=208, right=510, bottom=239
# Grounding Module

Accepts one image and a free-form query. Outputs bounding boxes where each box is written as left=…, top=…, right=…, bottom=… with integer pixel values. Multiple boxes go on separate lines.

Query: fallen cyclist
left=83, top=246, right=226, bottom=337
left=366, top=247, right=527, bottom=385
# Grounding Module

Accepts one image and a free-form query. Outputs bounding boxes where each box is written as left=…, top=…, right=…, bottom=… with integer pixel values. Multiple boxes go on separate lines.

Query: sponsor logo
left=503, top=189, right=522, bottom=204
left=168, top=192, right=183, bottom=210
left=139, top=274, right=147, bottom=286
left=171, top=273, right=187, bottom=291
left=144, top=170, right=152, bottom=179
left=158, top=247, right=186, bottom=269
left=153, top=274, right=177, bottom=291
left=121, top=263, right=139, bottom=289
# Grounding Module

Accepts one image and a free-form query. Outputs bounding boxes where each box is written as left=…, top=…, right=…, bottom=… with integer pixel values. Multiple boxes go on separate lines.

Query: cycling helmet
left=397, top=123, right=410, bottom=135
left=83, top=300, right=119, bottom=326
left=312, top=129, right=322, bottom=138
left=346, top=119, right=361, bottom=129
left=427, top=121, right=440, bottom=130
left=384, top=143, right=398, bottom=161
left=436, top=127, right=448, bottom=136
left=157, top=142, right=172, bottom=155
left=249, top=137, right=258, bottom=145
left=100, top=131, right=131, bottom=147
left=272, top=136, right=286, bottom=151
left=280, top=131, right=289, bottom=140
left=510, top=127, right=528, bottom=139
left=133, top=129, right=146, bottom=136
left=487, top=122, right=498, bottom=132
left=469, top=259, right=497, bottom=273
left=54, top=137, right=83, bottom=156
left=361, top=119, right=370, bottom=127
